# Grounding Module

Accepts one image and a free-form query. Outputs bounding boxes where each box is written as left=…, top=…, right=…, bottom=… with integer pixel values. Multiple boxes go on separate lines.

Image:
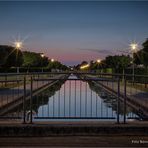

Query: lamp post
left=96, top=59, right=101, bottom=73
left=50, top=58, right=55, bottom=72
left=130, top=43, right=138, bottom=83
left=41, top=53, right=45, bottom=73
left=14, top=41, right=22, bottom=75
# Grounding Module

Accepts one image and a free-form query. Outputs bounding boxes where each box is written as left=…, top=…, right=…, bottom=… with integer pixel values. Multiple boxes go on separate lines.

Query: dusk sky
left=0, top=1, right=148, bottom=65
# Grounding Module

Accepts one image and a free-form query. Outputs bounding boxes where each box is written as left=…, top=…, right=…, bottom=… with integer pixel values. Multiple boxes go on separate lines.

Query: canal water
left=35, top=75, right=139, bottom=121
left=9, top=74, right=139, bottom=121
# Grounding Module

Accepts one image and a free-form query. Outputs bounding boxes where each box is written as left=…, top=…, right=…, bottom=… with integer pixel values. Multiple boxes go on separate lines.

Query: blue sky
left=0, top=1, right=148, bottom=65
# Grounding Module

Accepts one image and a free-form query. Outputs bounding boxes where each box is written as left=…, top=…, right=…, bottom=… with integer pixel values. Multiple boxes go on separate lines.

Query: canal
left=8, top=74, right=139, bottom=121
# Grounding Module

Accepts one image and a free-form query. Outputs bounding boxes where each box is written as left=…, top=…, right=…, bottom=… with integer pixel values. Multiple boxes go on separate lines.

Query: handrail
left=0, top=71, right=147, bottom=78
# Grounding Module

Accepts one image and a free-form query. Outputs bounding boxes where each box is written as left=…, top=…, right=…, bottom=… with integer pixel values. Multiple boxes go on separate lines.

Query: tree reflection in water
left=87, top=81, right=138, bottom=116
left=6, top=80, right=66, bottom=116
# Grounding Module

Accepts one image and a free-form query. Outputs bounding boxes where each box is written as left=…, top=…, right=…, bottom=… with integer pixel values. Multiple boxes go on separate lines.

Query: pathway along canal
left=7, top=74, right=139, bottom=122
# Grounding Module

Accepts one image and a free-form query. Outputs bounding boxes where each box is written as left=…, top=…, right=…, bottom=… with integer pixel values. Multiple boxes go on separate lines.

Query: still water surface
left=32, top=75, right=139, bottom=121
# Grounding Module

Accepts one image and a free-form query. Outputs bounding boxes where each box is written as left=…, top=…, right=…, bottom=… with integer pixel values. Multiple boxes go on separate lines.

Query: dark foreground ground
left=0, top=136, right=148, bottom=147
left=0, top=121, right=148, bottom=147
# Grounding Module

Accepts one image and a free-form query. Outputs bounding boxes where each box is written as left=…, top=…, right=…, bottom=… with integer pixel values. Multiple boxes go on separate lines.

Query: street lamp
left=15, top=41, right=22, bottom=49
left=97, top=59, right=101, bottom=64
left=130, top=43, right=138, bottom=83
left=51, top=58, right=54, bottom=62
left=41, top=53, right=45, bottom=58
left=96, top=59, right=101, bottom=73
left=14, top=41, right=22, bottom=74
left=40, top=53, right=45, bottom=72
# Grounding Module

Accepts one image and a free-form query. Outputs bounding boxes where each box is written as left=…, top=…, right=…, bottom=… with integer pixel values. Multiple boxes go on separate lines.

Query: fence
left=0, top=72, right=147, bottom=124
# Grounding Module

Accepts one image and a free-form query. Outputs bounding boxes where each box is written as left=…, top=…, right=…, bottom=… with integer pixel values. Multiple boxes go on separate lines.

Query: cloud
left=78, top=48, right=114, bottom=55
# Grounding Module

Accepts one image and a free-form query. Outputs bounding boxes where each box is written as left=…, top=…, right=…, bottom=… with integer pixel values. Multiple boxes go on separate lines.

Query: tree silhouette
left=0, top=45, right=23, bottom=68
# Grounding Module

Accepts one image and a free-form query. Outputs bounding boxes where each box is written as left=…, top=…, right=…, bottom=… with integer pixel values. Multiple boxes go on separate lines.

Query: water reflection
left=7, top=80, right=66, bottom=116
left=6, top=74, right=139, bottom=121
left=88, top=81, right=139, bottom=118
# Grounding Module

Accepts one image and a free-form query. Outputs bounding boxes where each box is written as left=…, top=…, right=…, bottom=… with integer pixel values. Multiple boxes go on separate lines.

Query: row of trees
left=23, top=51, right=48, bottom=67
left=75, top=55, right=131, bottom=74
left=76, top=38, right=148, bottom=73
left=0, top=45, right=68, bottom=71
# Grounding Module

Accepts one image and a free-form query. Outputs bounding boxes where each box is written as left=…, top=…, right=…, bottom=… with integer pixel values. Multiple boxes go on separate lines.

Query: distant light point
left=51, top=58, right=55, bottom=62
left=97, top=59, right=101, bottom=63
left=41, top=53, right=45, bottom=58
left=80, top=64, right=89, bottom=69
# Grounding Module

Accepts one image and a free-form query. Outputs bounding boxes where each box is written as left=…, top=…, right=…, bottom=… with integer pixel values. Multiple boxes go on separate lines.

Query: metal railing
left=0, top=72, right=147, bottom=124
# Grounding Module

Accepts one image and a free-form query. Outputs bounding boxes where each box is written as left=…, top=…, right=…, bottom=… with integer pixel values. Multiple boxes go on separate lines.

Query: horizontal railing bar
left=127, top=117, right=141, bottom=120
left=33, top=78, right=118, bottom=82
left=0, top=116, right=22, bottom=119
left=0, top=80, right=23, bottom=83
left=0, top=78, right=147, bottom=83
left=34, top=117, right=116, bottom=119
left=0, top=72, right=147, bottom=78
left=0, top=117, right=141, bottom=120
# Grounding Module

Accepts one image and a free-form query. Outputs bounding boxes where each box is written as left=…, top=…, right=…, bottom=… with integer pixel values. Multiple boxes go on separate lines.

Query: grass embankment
left=87, top=74, right=148, bottom=92
left=0, top=74, right=55, bottom=89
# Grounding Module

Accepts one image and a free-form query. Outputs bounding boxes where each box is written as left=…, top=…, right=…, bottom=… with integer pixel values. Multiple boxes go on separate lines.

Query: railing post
left=23, top=76, right=26, bottom=124
left=117, top=77, right=120, bottom=124
left=30, top=75, right=33, bottom=124
left=5, top=74, right=7, bottom=87
left=123, top=75, right=127, bottom=124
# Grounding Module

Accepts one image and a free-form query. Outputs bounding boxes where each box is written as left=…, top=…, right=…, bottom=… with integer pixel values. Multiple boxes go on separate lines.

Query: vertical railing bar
left=124, top=75, right=127, bottom=124
left=106, top=96, right=108, bottom=118
left=53, top=95, right=54, bottom=117
left=58, top=88, right=60, bottom=117
left=5, top=74, right=7, bottom=87
left=96, top=93, right=97, bottom=117
left=42, top=93, right=44, bottom=117
left=30, top=75, right=33, bottom=124
left=85, top=82, right=87, bottom=117
left=117, top=78, right=120, bottom=124
left=80, top=81, right=82, bottom=117
left=17, top=79, right=19, bottom=98
left=64, top=82, right=65, bottom=117
left=75, top=80, right=76, bottom=117
left=1, top=81, right=3, bottom=107
left=37, top=92, right=39, bottom=117
left=23, top=76, right=26, bottom=124
left=69, top=80, right=71, bottom=116
left=48, top=94, right=49, bottom=117
left=101, top=93, right=103, bottom=118
left=90, top=87, right=92, bottom=117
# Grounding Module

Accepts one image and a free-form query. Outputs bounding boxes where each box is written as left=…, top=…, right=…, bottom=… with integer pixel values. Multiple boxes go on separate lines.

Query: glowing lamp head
left=51, top=58, right=54, bottom=62
left=41, top=53, right=45, bottom=58
left=97, top=59, right=101, bottom=63
left=130, top=43, right=138, bottom=52
left=15, top=41, right=22, bottom=49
